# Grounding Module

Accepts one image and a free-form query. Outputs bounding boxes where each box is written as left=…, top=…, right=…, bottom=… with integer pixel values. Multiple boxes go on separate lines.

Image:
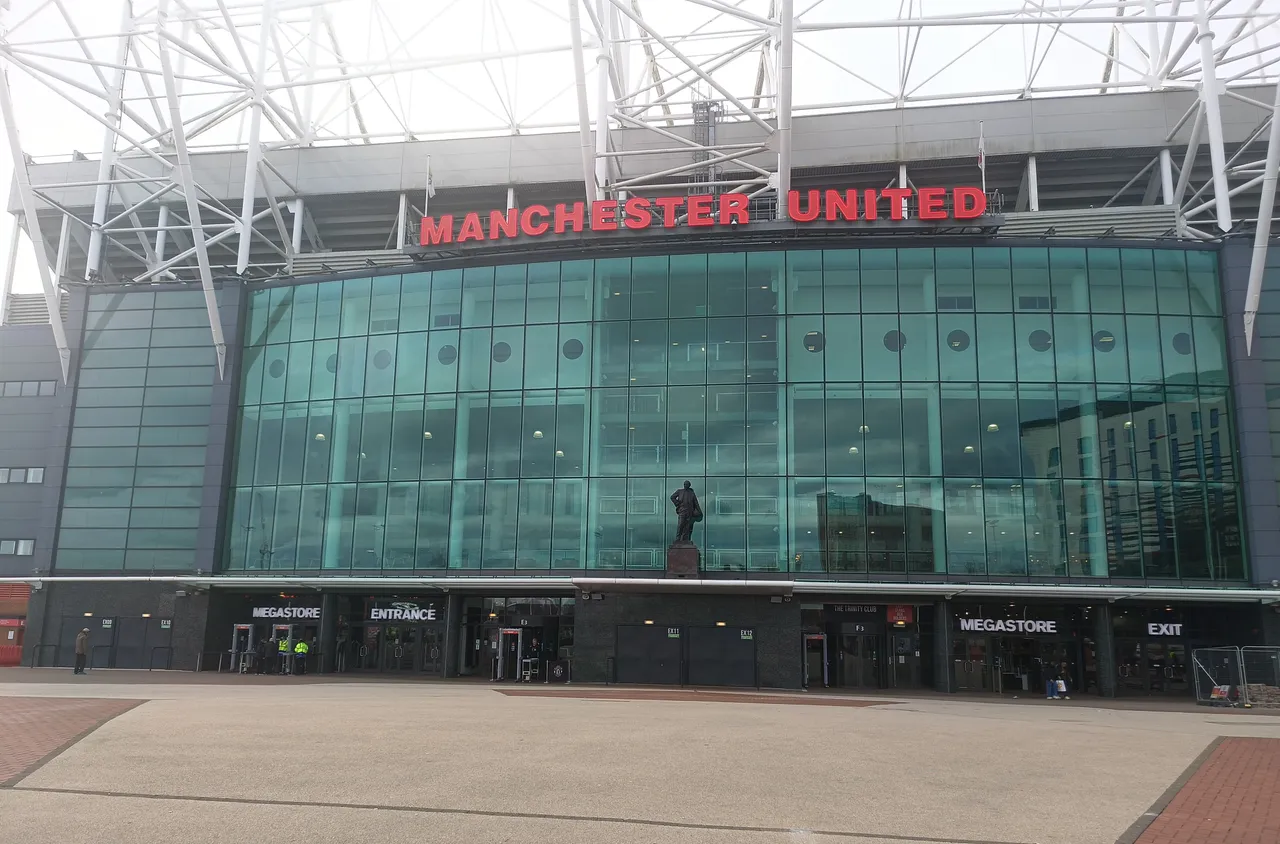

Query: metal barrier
left=89, top=644, right=112, bottom=670
left=195, top=651, right=230, bottom=673
left=32, top=643, right=57, bottom=667
left=1242, top=646, right=1280, bottom=708
left=1192, top=647, right=1247, bottom=706
left=148, top=646, right=173, bottom=671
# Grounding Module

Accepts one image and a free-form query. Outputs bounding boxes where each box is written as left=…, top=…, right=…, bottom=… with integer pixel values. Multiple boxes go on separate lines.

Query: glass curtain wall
left=225, top=246, right=1245, bottom=581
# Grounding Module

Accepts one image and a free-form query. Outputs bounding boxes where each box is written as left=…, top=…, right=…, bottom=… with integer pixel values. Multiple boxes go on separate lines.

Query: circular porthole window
left=1171, top=332, right=1193, bottom=356
left=562, top=339, right=584, bottom=360
left=883, top=330, right=906, bottom=352
left=437, top=345, right=458, bottom=365
left=267, top=359, right=286, bottom=378
left=492, top=342, right=512, bottom=363
left=325, top=354, right=338, bottom=374
left=803, top=331, right=825, bottom=353
left=1028, top=330, right=1053, bottom=352
left=1092, top=330, right=1116, bottom=352
left=373, top=349, right=393, bottom=370
left=946, top=330, right=970, bottom=352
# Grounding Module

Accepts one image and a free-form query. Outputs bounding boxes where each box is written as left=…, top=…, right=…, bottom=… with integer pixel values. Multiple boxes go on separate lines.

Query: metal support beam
left=568, top=0, right=599, bottom=202
left=0, top=69, right=71, bottom=381
left=1027, top=155, right=1040, bottom=212
left=594, top=0, right=612, bottom=194
left=236, top=0, right=274, bottom=275
left=54, top=214, right=71, bottom=290
left=1174, top=104, right=1204, bottom=207
left=157, top=0, right=226, bottom=379
left=1194, top=0, right=1233, bottom=231
left=775, top=0, right=794, bottom=219
left=1159, top=148, right=1175, bottom=204
left=84, top=3, right=134, bottom=282
left=1243, top=80, right=1280, bottom=355
left=155, top=205, right=170, bottom=269
left=0, top=215, right=18, bottom=326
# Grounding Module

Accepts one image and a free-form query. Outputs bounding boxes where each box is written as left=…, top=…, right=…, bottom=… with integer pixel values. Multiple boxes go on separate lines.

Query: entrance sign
left=1147, top=623, right=1183, bottom=636
left=252, top=606, right=320, bottom=620
left=419, top=187, right=988, bottom=246
left=367, top=601, right=438, bottom=622
left=958, top=617, right=1057, bottom=634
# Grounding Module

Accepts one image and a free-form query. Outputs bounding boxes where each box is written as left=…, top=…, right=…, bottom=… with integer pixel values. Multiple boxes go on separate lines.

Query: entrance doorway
left=952, top=636, right=989, bottom=691
left=1117, top=641, right=1190, bottom=695
left=839, top=632, right=883, bottom=688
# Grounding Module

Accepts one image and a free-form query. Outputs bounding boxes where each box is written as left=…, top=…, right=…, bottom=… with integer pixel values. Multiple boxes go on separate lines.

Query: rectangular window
left=0, top=469, right=7, bottom=483
left=15, top=539, right=34, bottom=556
left=0, top=540, right=13, bottom=554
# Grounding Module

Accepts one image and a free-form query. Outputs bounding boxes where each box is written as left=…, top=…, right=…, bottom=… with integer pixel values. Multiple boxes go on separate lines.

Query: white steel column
left=568, top=0, right=599, bottom=202
left=1194, top=0, right=1233, bottom=232
left=84, top=3, right=134, bottom=282
left=1027, top=155, right=1040, bottom=212
left=1158, top=149, right=1174, bottom=204
left=291, top=199, right=305, bottom=255
left=775, top=0, right=794, bottom=219
left=1242, top=80, right=1280, bottom=355
left=396, top=193, right=407, bottom=249
left=236, top=0, right=275, bottom=275
left=898, top=163, right=909, bottom=217
left=54, top=214, right=71, bottom=292
left=0, top=215, right=18, bottom=327
left=0, top=70, right=71, bottom=380
left=157, top=0, right=226, bottom=379
left=155, top=205, right=170, bottom=266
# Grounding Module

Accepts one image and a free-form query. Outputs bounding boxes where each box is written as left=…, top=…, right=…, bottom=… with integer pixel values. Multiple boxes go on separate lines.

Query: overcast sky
left=2, top=0, right=1276, bottom=293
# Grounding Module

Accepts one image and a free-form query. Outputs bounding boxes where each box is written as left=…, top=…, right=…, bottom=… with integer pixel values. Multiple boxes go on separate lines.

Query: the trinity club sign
left=418, top=187, right=988, bottom=246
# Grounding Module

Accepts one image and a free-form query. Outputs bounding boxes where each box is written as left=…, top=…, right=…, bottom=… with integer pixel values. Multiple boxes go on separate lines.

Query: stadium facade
left=2, top=1, right=1280, bottom=694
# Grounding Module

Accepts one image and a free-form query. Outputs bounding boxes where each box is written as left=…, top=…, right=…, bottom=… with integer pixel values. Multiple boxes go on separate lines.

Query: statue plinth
left=666, top=541, right=700, bottom=577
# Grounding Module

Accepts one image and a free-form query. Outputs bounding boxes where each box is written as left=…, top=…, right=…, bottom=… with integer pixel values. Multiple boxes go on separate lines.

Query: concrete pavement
left=1, top=675, right=1278, bottom=844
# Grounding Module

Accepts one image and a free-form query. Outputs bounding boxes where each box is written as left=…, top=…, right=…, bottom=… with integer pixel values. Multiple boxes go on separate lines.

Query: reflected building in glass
left=221, top=246, right=1243, bottom=583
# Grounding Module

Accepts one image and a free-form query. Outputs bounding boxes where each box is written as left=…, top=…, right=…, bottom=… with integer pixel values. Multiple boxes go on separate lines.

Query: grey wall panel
left=573, top=591, right=802, bottom=688
left=1221, top=240, right=1280, bottom=587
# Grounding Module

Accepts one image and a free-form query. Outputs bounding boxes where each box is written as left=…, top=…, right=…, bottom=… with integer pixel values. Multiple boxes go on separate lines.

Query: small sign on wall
left=102, top=619, right=113, bottom=629
left=160, top=620, right=171, bottom=630
left=740, top=630, right=753, bottom=640
left=667, top=628, right=680, bottom=638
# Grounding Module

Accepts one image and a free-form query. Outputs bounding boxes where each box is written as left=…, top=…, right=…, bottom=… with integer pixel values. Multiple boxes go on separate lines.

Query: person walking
left=73, top=627, right=90, bottom=674
left=254, top=635, right=268, bottom=675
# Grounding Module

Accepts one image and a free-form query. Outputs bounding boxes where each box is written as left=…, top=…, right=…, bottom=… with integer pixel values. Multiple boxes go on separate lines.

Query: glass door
left=953, top=636, right=988, bottom=691
left=803, top=634, right=828, bottom=688
left=420, top=627, right=445, bottom=675
left=1146, top=643, right=1190, bottom=695
left=839, top=634, right=881, bottom=688
left=381, top=626, right=419, bottom=672
left=1117, top=640, right=1146, bottom=694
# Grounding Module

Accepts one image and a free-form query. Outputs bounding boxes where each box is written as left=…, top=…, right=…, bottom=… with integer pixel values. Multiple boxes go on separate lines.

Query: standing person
left=1057, top=662, right=1072, bottom=700
left=293, top=638, right=310, bottom=675
left=73, top=627, right=90, bottom=675
left=254, top=635, right=268, bottom=675
left=277, top=635, right=290, bottom=675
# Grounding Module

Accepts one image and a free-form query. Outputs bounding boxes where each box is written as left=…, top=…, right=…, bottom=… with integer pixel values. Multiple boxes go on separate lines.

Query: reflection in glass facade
left=225, top=246, right=1245, bottom=581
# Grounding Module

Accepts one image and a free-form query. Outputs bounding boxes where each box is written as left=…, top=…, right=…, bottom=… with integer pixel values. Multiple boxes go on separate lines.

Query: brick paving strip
left=498, top=688, right=893, bottom=707
left=0, top=696, right=146, bottom=787
left=1117, top=737, right=1280, bottom=844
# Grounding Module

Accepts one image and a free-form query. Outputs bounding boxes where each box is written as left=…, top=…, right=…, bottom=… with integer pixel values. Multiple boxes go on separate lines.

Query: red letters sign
left=886, top=605, right=914, bottom=625
left=419, top=187, right=987, bottom=246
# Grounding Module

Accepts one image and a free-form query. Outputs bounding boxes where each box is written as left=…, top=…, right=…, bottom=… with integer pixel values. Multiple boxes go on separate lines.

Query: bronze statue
left=670, top=481, right=703, bottom=543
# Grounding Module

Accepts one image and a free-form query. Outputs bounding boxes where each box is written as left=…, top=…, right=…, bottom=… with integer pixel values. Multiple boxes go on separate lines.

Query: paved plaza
left=1, top=671, right=1278, bottom=844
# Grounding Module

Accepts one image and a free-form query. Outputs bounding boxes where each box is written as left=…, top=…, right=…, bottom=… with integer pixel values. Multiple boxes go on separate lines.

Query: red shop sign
left=0, top=618, right=26, bottom=627
left=886, top=605, right=914, bottom=625
left=420, top=186, right=988, bottom=246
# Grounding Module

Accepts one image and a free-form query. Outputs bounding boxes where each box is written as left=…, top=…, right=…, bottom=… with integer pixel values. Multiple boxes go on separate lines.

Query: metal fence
left=1191, top=646, right=1280, bottom=708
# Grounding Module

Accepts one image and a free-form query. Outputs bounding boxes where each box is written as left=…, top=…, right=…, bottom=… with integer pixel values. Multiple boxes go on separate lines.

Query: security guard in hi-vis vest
left=293, top=638, right=310, bottom=675
left=277, top=636, right=290, bottom=674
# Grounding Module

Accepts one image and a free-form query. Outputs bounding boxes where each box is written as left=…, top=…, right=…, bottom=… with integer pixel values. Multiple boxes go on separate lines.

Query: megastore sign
left=957, top=617, right=1058, bottom=634
left=419, top=186, right=987, bottom=246
left=252, top=606, right=320, bottom=620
